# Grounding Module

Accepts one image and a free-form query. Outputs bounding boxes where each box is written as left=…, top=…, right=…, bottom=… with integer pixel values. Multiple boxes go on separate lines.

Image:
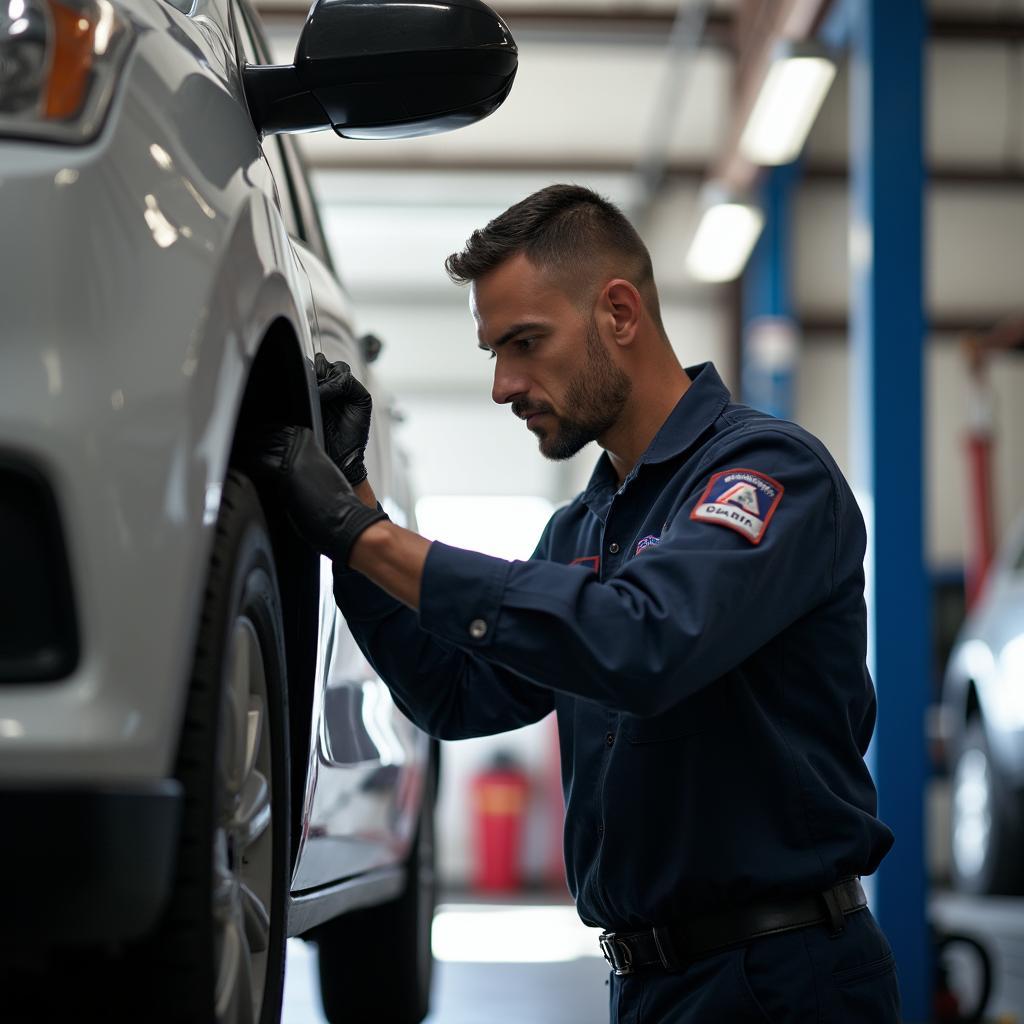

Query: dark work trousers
left=607, top=908, right=901, bottom=1023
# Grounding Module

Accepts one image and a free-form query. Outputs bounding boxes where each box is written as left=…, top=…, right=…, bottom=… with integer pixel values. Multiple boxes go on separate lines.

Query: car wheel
left=950, top=717, right=1024, bottom=895
left=132, top=470, right=291, bottom=1024
left=315, top=763, right=437, bottom=1024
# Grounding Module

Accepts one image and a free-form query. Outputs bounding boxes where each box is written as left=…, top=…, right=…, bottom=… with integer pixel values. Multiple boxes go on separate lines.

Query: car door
left=234, top=0, right=430, bottom=891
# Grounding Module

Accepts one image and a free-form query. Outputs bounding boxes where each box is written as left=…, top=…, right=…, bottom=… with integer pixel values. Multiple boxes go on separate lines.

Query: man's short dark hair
left=445, top=184, right=663, bottom=328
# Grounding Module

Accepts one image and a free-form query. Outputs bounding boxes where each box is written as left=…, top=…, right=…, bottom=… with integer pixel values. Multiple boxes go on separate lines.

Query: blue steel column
left=741, top=164, right=800, bottom=419
left=849, top=1, right=930, bottom=1019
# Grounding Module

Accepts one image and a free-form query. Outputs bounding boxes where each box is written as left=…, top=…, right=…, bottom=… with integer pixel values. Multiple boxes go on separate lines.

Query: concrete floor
left=283, top=892, right=1024, bottom=1023
left=283, top=900, right=610, bottom=1024
left=931, top=890, right=1024, bottom=1021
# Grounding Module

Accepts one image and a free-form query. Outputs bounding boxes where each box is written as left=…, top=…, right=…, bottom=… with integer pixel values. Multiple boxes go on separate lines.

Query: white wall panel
left=793, top=334, right=850, bottom=476
left=795, top=336, right=1024, bottom=569
left=295, top=43, right=731, bottom=167
left=806, top=42, right=1024, bottom=168
left=795, top=183, right=1024, bottom=319
left=929, top=44, right=1016, bottom=167
left=929, top=187, right=1024, bottom=315
left=793, top=184, right=849, bottom=318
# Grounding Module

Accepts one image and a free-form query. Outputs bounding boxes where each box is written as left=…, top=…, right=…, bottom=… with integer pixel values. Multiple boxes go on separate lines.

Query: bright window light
left=431, top=904, right=602, bottom=963
left=739, top=43, right=837, bottom=166
left=685, top=188, right=764, bottom=283
left=415, top=495, right=555, bottom=561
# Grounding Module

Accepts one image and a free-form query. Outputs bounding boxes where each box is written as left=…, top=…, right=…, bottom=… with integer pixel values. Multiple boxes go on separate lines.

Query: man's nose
left=491, top=362, right=529, bottom=406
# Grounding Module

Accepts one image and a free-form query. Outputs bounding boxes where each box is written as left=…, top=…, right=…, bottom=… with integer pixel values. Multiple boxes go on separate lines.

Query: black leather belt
left=599, top=877, right=867, bottom=976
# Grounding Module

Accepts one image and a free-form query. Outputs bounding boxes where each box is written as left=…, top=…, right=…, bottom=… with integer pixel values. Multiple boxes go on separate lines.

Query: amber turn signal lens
left=44, top=0, right=96, bottom=119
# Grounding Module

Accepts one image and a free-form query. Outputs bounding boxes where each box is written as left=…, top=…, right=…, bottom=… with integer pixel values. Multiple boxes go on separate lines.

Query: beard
left=516, top=317, right=632, bottom=461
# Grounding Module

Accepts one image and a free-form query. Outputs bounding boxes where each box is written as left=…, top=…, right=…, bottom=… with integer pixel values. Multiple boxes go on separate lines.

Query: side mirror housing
left=243, top=0, right=517, bottom=139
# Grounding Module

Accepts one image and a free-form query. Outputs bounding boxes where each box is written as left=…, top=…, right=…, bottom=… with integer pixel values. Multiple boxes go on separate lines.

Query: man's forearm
left=348, top=520, right=431, bottom=610
left=350, top=478, right=429, bottom=610
left=354, top=478, right=378, bottom=510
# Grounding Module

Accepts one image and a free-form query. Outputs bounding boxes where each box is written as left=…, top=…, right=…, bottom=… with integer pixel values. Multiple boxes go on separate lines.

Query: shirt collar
left=580, top=362, right=731, bottom=515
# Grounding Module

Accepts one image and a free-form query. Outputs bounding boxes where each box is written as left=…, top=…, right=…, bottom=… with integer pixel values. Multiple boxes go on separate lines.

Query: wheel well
left=230, top=319, right=317, bottom=871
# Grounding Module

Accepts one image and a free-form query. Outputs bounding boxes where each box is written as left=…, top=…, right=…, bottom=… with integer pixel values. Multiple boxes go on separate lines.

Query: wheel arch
left=229, top=318, right=319, bottom=872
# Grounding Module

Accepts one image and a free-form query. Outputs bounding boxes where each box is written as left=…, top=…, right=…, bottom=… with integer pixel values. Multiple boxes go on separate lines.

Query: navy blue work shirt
left=334, top=362, right=894, bottom=930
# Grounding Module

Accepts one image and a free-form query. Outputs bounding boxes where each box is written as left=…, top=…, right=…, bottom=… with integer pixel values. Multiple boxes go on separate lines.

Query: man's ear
left=602, top=279, right=643, bottom=347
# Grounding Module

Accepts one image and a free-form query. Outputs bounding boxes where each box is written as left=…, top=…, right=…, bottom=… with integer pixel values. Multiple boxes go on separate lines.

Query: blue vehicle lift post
left=847, top=0, right=932, bottom=1018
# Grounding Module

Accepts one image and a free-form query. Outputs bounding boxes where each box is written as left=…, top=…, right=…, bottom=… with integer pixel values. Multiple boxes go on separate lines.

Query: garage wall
left=796, top=337, right=1024, bottom=570
left=310, top=26, right=1024, bottom=887
left=791, top=41, right=1024, bottom=569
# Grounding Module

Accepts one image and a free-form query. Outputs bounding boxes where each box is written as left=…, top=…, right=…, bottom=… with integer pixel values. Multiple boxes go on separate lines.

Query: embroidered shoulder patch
left=690, top=468, right=784, bottom=545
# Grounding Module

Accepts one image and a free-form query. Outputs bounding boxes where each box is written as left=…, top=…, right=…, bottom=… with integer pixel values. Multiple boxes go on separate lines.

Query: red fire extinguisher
left=471, top=752, right=529, bottom=892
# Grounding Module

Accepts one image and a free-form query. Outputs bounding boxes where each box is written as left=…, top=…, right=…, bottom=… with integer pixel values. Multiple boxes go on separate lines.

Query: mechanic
left=251, top=185, right=900, bottom=1022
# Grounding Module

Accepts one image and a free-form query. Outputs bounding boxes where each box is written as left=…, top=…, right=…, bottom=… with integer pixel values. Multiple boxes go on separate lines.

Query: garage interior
left=227, top=0, right=1024, bottom=1021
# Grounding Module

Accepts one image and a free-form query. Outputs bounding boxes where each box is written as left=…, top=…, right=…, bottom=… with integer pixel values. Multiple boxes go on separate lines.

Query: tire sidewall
left=951, top=717, right=1021, bottom=895
left=144, top=472, right=291, bottom=1024
left=230, top=517, right=291, bottom=1024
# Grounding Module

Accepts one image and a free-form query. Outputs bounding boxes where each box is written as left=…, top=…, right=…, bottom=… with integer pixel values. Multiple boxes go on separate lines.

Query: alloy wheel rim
left=952, top=745, right=992, bottom=880
left=213, top=616, right=274, bottom=1024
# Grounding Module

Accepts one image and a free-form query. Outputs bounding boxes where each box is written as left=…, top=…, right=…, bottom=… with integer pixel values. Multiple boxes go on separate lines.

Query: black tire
left=950, top=717, right=1024, bottom=895
left=128, top=471, right=292, bottom=1023
left=316, top=764, right=437, bottom=1024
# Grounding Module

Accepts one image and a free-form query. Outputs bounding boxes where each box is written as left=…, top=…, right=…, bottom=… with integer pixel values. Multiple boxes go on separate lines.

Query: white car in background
left=943, top=512, right=1024, bottom=896
left=0, top=0, right=517, bottom=1021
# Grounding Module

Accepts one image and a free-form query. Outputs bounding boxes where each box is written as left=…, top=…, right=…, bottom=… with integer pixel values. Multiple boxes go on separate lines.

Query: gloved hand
left=314, top=352, right=372, bottom=486
left=247, top=424, right=386, bottom=567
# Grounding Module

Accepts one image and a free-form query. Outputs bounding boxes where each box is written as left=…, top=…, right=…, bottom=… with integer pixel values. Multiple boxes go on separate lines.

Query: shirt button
left=605, top=732, right=615, bottom=747
left=608, top=542, right=620, bottom=554
left=468, top=619, right=488, bottom=640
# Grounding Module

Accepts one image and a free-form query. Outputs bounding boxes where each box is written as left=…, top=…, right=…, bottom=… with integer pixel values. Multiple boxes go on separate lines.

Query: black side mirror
left=243, top=0, right=517, bottom=140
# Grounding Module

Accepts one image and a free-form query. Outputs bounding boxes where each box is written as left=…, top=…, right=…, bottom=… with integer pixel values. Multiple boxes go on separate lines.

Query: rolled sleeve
left=333, top=566, right=405, bottom=622
left=419, top=541, right=513, bottom=648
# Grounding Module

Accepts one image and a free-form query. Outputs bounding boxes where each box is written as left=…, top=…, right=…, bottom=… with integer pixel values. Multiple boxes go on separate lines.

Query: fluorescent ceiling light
left=739, top=42, right=837, bottom=166
left=685, top=186, right=764, bottom=283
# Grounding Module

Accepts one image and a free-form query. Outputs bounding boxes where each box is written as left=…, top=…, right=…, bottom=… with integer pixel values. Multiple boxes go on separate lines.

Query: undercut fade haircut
left=445, top=184, right=665, bottom=330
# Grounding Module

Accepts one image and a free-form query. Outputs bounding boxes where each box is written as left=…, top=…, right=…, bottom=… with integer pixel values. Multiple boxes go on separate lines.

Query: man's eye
left=515, top=337, right=536, bottom=351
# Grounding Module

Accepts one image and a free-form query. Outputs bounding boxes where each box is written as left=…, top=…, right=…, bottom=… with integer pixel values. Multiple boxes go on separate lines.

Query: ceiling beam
left=801, top=314, right=1021, bottom=336
left=256, top=3, right=1024, bottom=49
left=305, top=154, right=1024, bottom=188
left=255, top=4, right=735, bottom=46
left=712, top=0, right=833, bottom=191
left=305, top=155, right=710, bottom=176
left=930, top=15, right=1024, bottom=42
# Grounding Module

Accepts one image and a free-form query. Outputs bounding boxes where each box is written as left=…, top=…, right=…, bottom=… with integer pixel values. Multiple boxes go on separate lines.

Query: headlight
left=0, top=0, right=133, bottom=143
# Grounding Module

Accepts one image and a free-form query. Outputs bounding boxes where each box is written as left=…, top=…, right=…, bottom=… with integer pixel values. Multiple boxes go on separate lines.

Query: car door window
left=232, top=0, right=301, bottom=238
left=279, top=134, right=335, bottom=272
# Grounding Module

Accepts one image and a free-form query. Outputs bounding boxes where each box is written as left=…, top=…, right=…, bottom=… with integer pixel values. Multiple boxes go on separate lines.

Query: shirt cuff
left=418, top=541, right=512, bottom=649
left=333, top=564, right=405, bottom=622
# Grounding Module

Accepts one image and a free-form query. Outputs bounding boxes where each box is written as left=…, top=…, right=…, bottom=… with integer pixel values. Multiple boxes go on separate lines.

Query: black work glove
left=314, top=352, right=372, bottom=486
left=247, top=425, right=386, bottom=567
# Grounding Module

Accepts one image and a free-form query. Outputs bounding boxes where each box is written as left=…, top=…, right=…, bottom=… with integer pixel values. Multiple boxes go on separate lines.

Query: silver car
left=0, top=0, right=516, bottom=1021
left=943, top=512, right=1024, bottom=896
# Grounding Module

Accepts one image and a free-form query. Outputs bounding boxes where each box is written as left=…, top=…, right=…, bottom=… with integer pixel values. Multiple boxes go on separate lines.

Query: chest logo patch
left=570, top=555, right=601, bottom=573
left=635, top=534, right=660, bottom=555
left=690, top=468, right=784, bottom=545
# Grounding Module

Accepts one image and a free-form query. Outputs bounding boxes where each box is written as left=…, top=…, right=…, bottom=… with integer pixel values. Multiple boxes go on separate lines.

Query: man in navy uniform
left=252, top=185, right=901, bottom=1022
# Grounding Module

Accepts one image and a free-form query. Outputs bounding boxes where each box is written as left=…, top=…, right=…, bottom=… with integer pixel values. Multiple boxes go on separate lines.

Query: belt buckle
left=599, top=932, right=634, bottom=976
